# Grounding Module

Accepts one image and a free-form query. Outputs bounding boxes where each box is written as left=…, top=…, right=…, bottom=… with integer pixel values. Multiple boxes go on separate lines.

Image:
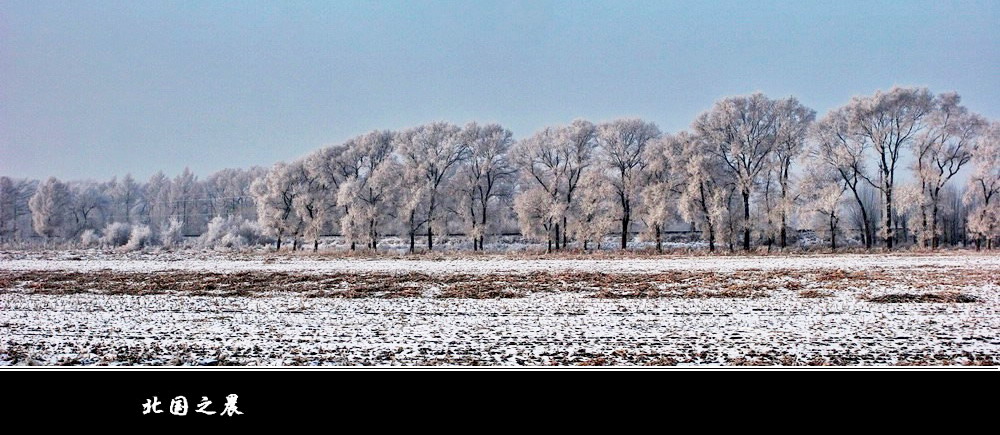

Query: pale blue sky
left=2, top=0, right=997, bottom=180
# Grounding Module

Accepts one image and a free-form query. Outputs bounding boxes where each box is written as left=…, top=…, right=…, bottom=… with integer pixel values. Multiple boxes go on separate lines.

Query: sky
left=2, top=0, right=997, bottom=181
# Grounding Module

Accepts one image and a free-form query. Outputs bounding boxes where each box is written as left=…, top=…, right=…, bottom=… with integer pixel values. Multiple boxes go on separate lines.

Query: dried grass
left=864, top=292, right=980, bottom=303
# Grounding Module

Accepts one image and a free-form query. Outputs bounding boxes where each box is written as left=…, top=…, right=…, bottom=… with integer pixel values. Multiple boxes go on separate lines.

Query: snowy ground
left=1, top=251, right=998, bottom=366
left=4, top=249, right=1000, bottom=274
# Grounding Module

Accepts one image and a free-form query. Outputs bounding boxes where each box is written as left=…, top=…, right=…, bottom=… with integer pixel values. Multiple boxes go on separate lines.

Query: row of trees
left=1, top=167, right=264, bottom=244
left=4, top=86, right=998, bottom=252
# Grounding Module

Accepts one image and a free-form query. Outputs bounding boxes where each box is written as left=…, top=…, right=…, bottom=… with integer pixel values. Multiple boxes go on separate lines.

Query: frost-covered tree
left=673, top=132, right=732, bottom=252
left=69, top=181, right=110, bottom=235
left=912, top=92, right=985, bottom=248
left=637, top=134, right=679, bottom=252
left=169, top=168, right=203, bottom=235
left=512, top=127, right=563, bottom=251
left=203, top=167, right=264, bottom=222
left=694, top=93, right=780, bottom=250
left=251, top=162, right=304, bottom=250
left=291, top=161, right=327, bottom=251
left=559, top=119, right=600, bottom=247
left=455, top=122, right=515, bottom=251
left=798, top=152, right=848, bottom=250
left=811, top=108, right=875, bottom=248
left=109, top=174, right=143, bottom=224
left=844, top=86, right=934, bottom=249
left=771, top=97, right=816, bottom=248
left=307, top=141, right=365, bottom=249
left=512, top=120, right=598, bottom=251
left=0, top=177, right=36, bottom=243
left=395, top=122, right=467, bottom=251
left=596, top=118, right=661, bottom=250
left=513, top=186, right=557, bottom=247
left=29, top=177, right=72, bottom=240
left=572, top=171, right=617, bottom=251
left=965, top=121, right=1000, bottom=249
left=142, top=171, right=172, bottom=231
left=334, top=130, right=397, bottom=251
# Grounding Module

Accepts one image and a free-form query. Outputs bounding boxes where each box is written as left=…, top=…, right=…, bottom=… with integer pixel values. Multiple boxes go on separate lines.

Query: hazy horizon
left=2, top=0, right=997, bottom=181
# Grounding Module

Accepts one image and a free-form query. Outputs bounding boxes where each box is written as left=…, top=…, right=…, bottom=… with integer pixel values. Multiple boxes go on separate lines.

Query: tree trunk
left=621, top=211, right=629, bottom=250
left=885, top=188, right=894, bottom=250
left=864, top=219, right=872, bottom=249
left=780, top=216, right=787, bottom=249
left=708, top=223, right=716, bottom=252
left=778, top=181, right=791, bottom=251
left=920, top=208, right=928, bottom=248
left=830, top=214, right=837, bottom=251
left=427, top=225, right=433, bottom=251
left=742, top=190, right=751, bottom=251
left=562, top=216, right=568, bottom=248
left=276, top=237, right=281, bottom=251
left=848, top=186, right=872, bottom=249
left=656, top=225, right=662, bottom=253
left=931, top=200, right=940, bottom=249
left=555, top=222, right=561, bottom=250
left=409, top=212, right=415, bottom=254
left=313, top=240, right=318, bottom=252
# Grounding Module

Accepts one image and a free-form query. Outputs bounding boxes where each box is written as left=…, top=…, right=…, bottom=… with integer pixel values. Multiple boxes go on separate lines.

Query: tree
left=29, top=177, right=72, bottom=240
left=0, top=177, right=36, bottom=243
left=69, top=181, right=110, bottom=235
left=596, top=119, right=661, bottom=250
left=571, top=171, right=616, bottom=251
left=455, top=122, right=515, bottom=251
left=637, top=134, right=679, bottom=252
left=846, top=87, right=934, bottom=249
left=694, top=93, right=779, bottom=250
left=170, top=168, right=203, bottom=236
left=395, top=122, right=468, bottom=251
left=513, top=186, right=557, bottom=248
left=913, top=92, right=986, bottom=248
left=291, top=160, right=326, bottom=251
left=333, top=130, right=397, bottom=251
left=512, top=120, right=597, bottom=251
left=798, top=152, right=848, bottom=250
left=251, top=162, right=304, bottom=250
left=308, top=141, right=365, bottom=250
left=109, top=174, right=143, bottom=224
left=771, top=97, right=816, bottom=248
left=203, top=168, right=263, bottom=222
left=965, top=121, right=1000, bottom=249
left=673, top=132, right=731, bottom=252
left=142, top=171, right=172, bottom=231
left=811, top=107, right=875, bottom=248
left=559, top=119, right=599, bottom=247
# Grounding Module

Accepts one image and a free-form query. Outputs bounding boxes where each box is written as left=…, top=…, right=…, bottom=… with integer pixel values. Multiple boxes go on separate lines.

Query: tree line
left=3, top=86, right=998, bottom=252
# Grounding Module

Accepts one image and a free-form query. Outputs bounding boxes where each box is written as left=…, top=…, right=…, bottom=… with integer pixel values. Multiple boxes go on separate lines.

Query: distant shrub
left=123, top=224, right=158, bottom=251
left=101, top=222, right=132, bottom=247
left=160, top=219, right=185, bottom=248
left=199, top=216, right=271, bottom=249
left=80, top=229, right=100, bottom=248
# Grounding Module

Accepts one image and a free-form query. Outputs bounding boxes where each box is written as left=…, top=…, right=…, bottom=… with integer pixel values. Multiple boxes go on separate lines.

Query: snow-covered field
left=4, top=250, right=1000, bottom=274
left=2, top=251, right=998, bottom=366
